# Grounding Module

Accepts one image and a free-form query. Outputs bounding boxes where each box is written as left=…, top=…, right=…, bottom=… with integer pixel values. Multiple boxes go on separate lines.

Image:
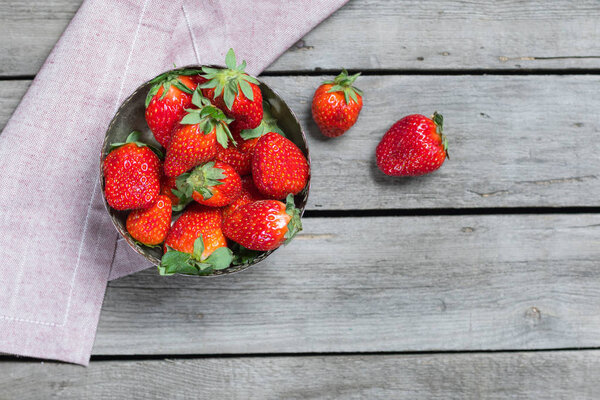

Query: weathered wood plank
left=2, top=0, right=600, bottom=76
left=3, top=351, right=600, bottom=399
left=93, top=214, right=600, bottom=355
left=3, top=76, right=599, bottom=209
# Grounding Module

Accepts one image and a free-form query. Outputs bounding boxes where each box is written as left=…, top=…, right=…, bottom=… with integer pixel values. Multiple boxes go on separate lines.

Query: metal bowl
left=100, top=65, right=310, bottom=276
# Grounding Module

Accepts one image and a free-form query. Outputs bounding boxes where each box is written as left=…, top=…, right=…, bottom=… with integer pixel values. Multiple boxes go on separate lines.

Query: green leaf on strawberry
left=240, top=101, right=286, bottom=140
left=145, top=68, right=202, bottom=108
left=230, top=243, right=264, bottom=266
left=158, top=238, right=233, bottom=276
left=284, top=194, right=302, bottom=244
left=109, top=131, right=164, bottom=159
left=323, top=69, right=363, bottom=106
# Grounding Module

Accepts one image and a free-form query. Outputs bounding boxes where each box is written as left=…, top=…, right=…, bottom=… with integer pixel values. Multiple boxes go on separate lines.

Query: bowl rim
left=100, top=64, right=311, bottom=277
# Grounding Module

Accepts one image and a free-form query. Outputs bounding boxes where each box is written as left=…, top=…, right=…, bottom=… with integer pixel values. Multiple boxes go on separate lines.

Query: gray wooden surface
left=2, top=76, right=599, bottom=209
left=2, top=0, right=600, bottom=75
left=1, top=0, right=600, bottom=398
left=2, top=351, right=600, bottom=400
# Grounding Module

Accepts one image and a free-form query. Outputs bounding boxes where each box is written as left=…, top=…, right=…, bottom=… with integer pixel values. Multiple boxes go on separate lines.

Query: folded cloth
left=0, top=0, right=348, bottom=365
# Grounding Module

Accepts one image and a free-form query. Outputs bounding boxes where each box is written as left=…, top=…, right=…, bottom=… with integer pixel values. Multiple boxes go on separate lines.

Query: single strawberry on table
left=252, top=131, right=309, bottom=199
left=160, top=204, right=233, bottom=275
left=126, top=194, right=172, bottom=246
left=376, top=112, right=448, bottom=176
left=145, top=70, right=205, bottom=148
left=199, top=48, right=263, bottom=130
left=312, top=69, right=363, bottom=138
left=103, top=131, right=162, bottom=210
left=223, top=194, right=302, bottom=252
left=222, top=176, right=266, bottom=220
left=164, top=89, right=235, bottom=177
left=175, top=161, right=242, bottom=208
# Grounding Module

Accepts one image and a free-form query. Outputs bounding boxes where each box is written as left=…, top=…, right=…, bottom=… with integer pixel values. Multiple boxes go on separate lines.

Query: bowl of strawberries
left=100, top=49, right=310, bottom=276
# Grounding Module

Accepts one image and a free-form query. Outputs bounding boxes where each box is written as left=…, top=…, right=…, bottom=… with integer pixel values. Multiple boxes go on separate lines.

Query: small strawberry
left=312, top=69, right=363, bottom=138
left=164, top=90, right=235, bottom=177
left=175, top=161, right=242, bottom=207
left=223, top=194, right=302, bottom=251
left=252, top=132, right=309, bottom=199
left=126, top=194, right=172, bottom=245
left=160, top=174, right=179, bottom=206
left=145, top=70, right=205, bottom=148
left=200, top=48, right=263, bottom=130
left=376, top=113, right=448, bottom=176
left=103, top=131, right=162, bottom=210
left=223, top=176, right=266, bottom=220
left=160, top=204, right=233, bottom=275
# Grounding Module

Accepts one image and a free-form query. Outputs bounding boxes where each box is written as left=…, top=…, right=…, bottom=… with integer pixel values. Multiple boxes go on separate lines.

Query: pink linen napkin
left=0, top=0, right=348, bottom=365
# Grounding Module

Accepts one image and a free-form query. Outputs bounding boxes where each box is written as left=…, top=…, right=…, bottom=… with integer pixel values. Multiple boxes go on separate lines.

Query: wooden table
left=2, top=1, right=600, bottom=398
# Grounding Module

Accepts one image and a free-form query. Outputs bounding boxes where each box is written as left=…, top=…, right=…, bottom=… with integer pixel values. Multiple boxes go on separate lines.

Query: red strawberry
left=160, top=174, right=179, bottom=206
left=376, top=113, right=448, bottom=176
left=103, top=131, right=161, bottom=210
left=223, top=176, right=266, bottom=220
left=176, top=161, right=242, bottom=207
left=252, top=132, right=309, bottom=199
left=200, top=48, right=263, bottom=130
left=160, top=204, right=232, bottom=275
left=215, top=137, right=258, bottom=176
left=126, top=195, right=172, bottom=245
left=163, top=91, right=235, bottom=177
left=145, top=70, right=205, bottom=148
left=312, top=69, right=363, bottom=138
left=222, top=194, right=302, bottom=251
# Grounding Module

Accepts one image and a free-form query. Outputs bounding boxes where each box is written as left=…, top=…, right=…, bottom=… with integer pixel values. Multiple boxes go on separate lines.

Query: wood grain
left=91, top=214, right=600, bottom=355
left=3, top=351, right=600, bottom=399
left=2, top=75, right=599, bottom=209
left=2, top=0, right=600, bottom=76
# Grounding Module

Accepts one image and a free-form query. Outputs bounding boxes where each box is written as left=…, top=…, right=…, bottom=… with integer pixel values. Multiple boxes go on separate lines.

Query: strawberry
left=216, top=102, right=285, bottom=175
left=376, top=113, right=448, bottom=176
left=145, top=70, right=205, bottom=148
left=126, top=194, right=172, bottom=245
left=252, top=132, right=309, bottom=199
left=223, top=194, right=302, bottom=251
left=163, top=90, right=235, bottom=177
left=312, top=69, right=363, bottom=138
left=103, top=131, right=161, bottom=210
left=176, top=161, right=242, bottom=207
left=200, top=48, right=263, bottom=130
left=223, top=176, right=266, bottom=220
left=160, top=204, right=233, bottom=275
left=160, top=174, right=179, bottom=206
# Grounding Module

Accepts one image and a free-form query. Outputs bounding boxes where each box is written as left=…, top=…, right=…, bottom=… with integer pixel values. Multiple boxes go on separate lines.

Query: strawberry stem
left=284, top=194, right=303, bottom=244
left=432, top=111, right=449, bottom=159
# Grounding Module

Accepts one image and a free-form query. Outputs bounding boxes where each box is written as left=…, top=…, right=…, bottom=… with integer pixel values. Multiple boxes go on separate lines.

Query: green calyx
left=171, top=162, right=225, bottom=209
left=145, top=68, right=202, bottom=108
left=240, top=100, right=286, bottom=140
left=432, top=111, right=449, bottom=159
left=109, top=131, right=163, bottom=158
left=180, top=89, right=236, bottom=149
left=323, top=69, right=363, bottom=106
left=199, top=48, right=260, bottom=110
left=230, top=243, right=264, bottom=266
left=283, top=194, right=303, bottom=244
left=158, top=236, right=233, bottom=276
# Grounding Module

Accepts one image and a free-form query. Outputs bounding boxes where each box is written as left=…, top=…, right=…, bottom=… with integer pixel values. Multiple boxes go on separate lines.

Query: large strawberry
left=126, top=194, right=172, bottom=245
left=223, top=176, right=266, bottom=220
left=163, top=90, right=235, bottom=177
left=376, top=113, right=448, bottom=176
left=103, top=131, right=161, bottom=210
left=312, top=69, right=363, bottom=138
left=160, top=204, right=232, bottom=275
left=200, top=48, right=263, bottom=130
left=222, top=194, right=302, bottom=251
left=252, top=132, right=309, bottom=199
left=145, top=70, right=204, bottom=148
left=175, top=161, right=242, bottom=207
